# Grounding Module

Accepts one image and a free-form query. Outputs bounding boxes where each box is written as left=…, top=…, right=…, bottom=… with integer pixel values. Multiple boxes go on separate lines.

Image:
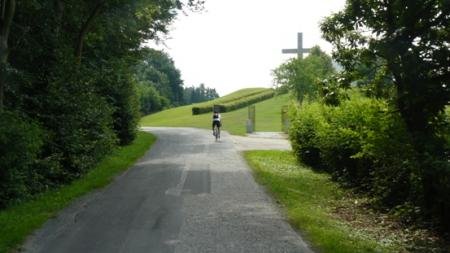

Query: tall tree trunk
left=75, top=1, right=105, bottom=64
left=55, top=0, right=64, bottom=35
left=0, top=0, right=15, bottom=111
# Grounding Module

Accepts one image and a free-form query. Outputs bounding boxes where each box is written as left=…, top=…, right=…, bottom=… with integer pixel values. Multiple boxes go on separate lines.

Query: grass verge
left=0, top=131, right=156, bottom=253
left=244, top=150, right=401, bottom=253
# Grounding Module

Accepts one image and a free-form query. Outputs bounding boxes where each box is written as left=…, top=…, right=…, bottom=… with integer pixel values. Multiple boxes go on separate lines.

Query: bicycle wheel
left=214, top=126, right=219, bottom=141
left=213, top=126, right=218, bottom=140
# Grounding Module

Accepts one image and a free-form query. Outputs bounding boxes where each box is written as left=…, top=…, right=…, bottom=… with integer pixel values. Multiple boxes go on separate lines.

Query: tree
left=0, top=0, right=15, bottom=110
left=137, top=80, right=169, bottom=115
left=0, top=0, right=204, bottom=206
left=135, top=48, right=184, bottom=106
left=272, top=46, right=335, bottom=102
left=182, top=84, right=219, bottom=104
left=321, top=0, right=450, bottom=135
left=320, top=0, right=450, bottom=231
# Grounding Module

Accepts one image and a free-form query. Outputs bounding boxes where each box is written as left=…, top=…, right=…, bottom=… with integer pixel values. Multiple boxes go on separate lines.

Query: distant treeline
left=135, top=48, right=219, bottom=115
left=183, top=84, right=219, bottom=105
left=0, top=0, right=203, bottom=208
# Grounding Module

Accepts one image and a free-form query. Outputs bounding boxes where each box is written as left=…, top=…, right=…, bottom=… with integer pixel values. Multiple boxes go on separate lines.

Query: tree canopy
left=316, top=0, right=450, bottom=232
left=272, top=46, right=335, bottom=102
left=135, top=48, right=184, bottom=107
left=183, top=83, right=219, bottom=104
left=0, top=0, right=202, bottom=207
left=320, top=0, right=450, bottom=134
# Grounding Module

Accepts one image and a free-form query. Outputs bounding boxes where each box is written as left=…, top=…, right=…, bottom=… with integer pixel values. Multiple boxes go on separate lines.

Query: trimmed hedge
left=192, top=89, right=275, bottom=115
left=289, top=94, right=450, bottom=231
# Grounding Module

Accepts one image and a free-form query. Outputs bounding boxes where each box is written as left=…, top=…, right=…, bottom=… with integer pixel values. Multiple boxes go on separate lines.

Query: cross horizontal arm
left=282, top=49, right=298, bottom=54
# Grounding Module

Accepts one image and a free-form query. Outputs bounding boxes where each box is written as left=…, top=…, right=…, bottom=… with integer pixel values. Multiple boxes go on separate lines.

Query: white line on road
left=165, top=164, right=189, bottom=197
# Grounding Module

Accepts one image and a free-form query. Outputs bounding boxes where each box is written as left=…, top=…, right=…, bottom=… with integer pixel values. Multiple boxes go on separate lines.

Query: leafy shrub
left=289, top=94, right=450, bottom=231
left=109, top=80, right=140, bottom=146
left=96, top=63, right=140, bottom=146
left=192, top=105, right=213, bottom=115
left=41, top=71, right=118, bottom=182
left=289, top=102, right=324, bottom=167
left=289, top=93, right=445, bottom=220
left=0, top=111, right=43, bottom=207
left=137, top=82, right=169, bottom=115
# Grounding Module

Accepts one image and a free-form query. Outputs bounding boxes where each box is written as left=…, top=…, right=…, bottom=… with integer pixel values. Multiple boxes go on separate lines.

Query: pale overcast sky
left=148, top=0, right=346, bottom=96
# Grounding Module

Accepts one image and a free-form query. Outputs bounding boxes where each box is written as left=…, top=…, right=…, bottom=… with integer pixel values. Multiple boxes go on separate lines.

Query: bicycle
left=213, top=124, right=220, bottom=141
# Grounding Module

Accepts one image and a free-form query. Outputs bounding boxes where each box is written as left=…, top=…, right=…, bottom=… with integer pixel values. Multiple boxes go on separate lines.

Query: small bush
left=192, top=105, right=214, bottom=115
left=0, top=111, right=43, bottom=207
left=289, top=102, right=324, bottom=167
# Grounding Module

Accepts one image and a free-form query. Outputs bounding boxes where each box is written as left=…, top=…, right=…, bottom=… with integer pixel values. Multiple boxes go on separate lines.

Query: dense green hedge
left=0, top=65, right=123, bottom=207
left=192, top=90, right=275, bottom=115
left=0, top=0, right=188, bottom=212
left=289, top=94, right=450, bottom=231
left=0, top=111, right=43, bottom=208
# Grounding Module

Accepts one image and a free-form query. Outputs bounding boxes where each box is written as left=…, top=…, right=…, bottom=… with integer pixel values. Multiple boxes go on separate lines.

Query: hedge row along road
left=22, top=127, right=311, bottom=253
left=191, top=88, right=274, bottom=115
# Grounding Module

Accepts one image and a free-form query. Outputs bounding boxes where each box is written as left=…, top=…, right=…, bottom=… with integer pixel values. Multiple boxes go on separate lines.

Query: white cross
left=282, top=33, right=311, bottom=59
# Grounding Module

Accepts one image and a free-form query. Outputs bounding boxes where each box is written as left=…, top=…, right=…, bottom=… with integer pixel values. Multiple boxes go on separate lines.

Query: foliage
left=192, top=89, right=274, bottom=115
left=0, top=0, right=201, bottom=209
left=135, top=48, right=184, bottom=107
left=134, top=50, right=220, bottom=115
left=41, top=67, right=118, bottom=182
left=137, top=81, right=170, bottom=115
left=320, top=0, right=449, bottom=134
left=0, top=111, right=42, bottom=208
left=0, top=131, right=156, bottom=253
left=319, top=0, right=450, bottom=232
left=272, top=46, right=335, bottom=102
left=289, top=93, right=450, bottom=231
left=96, top=63, right=140, bottom=145
left=183, top=83, right=219, bottom=105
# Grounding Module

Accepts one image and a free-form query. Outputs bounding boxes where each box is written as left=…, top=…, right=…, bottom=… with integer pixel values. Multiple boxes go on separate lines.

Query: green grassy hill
left=195, top=87, right=269, bottom=106
left=140, top=89, right=290, bottom=135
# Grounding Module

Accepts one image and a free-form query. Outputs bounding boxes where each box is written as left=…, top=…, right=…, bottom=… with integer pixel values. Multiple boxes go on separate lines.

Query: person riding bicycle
left=212, top=111, right=221, bottom=135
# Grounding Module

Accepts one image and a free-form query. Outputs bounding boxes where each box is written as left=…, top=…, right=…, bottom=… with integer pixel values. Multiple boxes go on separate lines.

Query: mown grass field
left=0, top=132, right=156, bottom=253
left=244, top=150, right=401, bottom=253
left=140, top=90, right=290, bottom=135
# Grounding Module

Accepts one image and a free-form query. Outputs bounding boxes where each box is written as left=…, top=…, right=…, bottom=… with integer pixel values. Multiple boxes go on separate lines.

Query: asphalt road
left=22, top=127, right=313, bottom=253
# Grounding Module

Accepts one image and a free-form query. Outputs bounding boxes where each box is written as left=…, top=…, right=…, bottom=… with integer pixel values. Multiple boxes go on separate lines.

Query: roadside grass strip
left=0, top=131, right=156, bottom=253
left=244, top=150, right=400, bottom=253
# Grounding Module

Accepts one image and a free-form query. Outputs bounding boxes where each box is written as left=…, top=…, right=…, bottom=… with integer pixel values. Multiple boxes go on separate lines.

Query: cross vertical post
left=297, top=33, right=303, bottom=59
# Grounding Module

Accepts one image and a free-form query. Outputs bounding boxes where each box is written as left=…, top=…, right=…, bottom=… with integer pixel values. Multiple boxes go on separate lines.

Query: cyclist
left=212, top=111, right=221, bottom=136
